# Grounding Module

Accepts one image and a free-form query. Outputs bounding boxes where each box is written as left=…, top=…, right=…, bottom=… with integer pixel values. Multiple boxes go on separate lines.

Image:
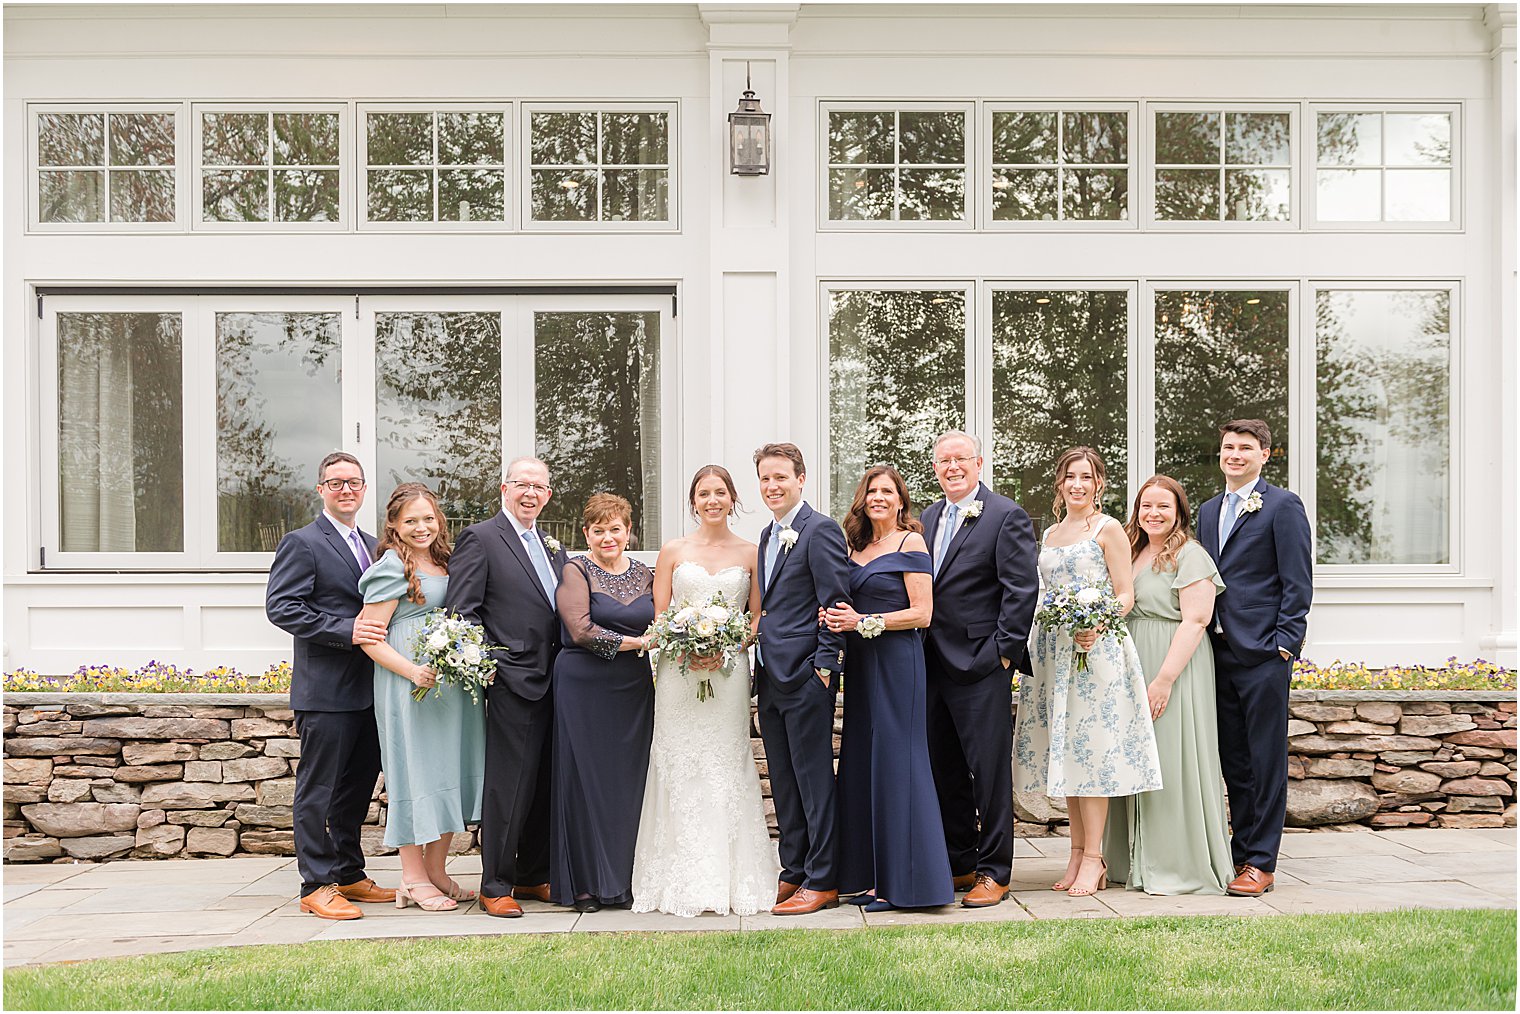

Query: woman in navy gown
left=550, top=493, right=656, bottom=913
left=824, top=466, right=953, bottom=912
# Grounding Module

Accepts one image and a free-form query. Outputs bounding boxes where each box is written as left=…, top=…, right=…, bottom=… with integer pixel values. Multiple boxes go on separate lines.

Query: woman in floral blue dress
left=1013, top=448, right=1162, bottom=898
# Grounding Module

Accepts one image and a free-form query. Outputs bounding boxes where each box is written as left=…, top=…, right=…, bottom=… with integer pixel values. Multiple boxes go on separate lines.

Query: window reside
left=37, top=110, right=176, bottom=224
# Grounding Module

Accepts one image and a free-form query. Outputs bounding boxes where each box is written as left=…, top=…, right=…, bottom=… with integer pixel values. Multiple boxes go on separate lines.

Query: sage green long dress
left=1104, top=541, right=1235, bottom=896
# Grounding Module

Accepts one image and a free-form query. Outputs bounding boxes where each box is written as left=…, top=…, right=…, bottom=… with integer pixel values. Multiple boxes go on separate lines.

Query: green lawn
left=5, top=909, right=1514, bottom=1010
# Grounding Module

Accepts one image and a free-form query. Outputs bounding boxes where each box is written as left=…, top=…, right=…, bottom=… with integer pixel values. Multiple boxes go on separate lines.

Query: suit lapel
left=1199, top=497, right=1220, bottom=560
left=936, top=484, right=985, bottom=577
left=922, top=499, right=943, bottom=554
left=495, top=513, right=552, bottom=608
left=1221, top=479, right=1267, bottom=556
left=316, top=516, right=363, bottom=581
left=762, top=503, right=811, bottom=603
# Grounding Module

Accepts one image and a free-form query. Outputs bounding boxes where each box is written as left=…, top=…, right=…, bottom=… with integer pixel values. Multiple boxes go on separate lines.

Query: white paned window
left=362, top=107, right=509, bottom=226
left=195, top=107, right=345, bottom=226
left=32, top=108, right=180, bottom=228
left=525, top=106, right=674, bottom=227
left=987, top=106, right=1133, bottom=226
left=824, top=106, right=972, bottom=226
left=1153, top=108, right=1294, bottom=224
left=1313, top=108, right=1457, bottom=226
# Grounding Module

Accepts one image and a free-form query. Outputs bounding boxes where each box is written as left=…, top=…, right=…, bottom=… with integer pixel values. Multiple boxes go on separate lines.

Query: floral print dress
left=1014, top=517, right=1163, bottom=798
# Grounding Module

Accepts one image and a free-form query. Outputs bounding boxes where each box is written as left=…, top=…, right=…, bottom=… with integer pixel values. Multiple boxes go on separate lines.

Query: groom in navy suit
left=1198, top=419, right=1313, bottom=898
left=753, top=443, right=852, bottom=916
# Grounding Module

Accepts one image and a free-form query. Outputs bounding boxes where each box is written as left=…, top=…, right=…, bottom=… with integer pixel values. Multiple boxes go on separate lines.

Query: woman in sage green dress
left=358, top=482, right=486, bottom=912
left=1104, top=475, right=1234, bottom=896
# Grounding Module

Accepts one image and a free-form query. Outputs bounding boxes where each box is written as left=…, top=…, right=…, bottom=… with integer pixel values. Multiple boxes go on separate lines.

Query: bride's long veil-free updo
left=687, top=464, right=745, bottom=522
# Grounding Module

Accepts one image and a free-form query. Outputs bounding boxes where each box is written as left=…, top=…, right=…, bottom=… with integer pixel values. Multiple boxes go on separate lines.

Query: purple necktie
left=348, top=530, right=372, bottom=571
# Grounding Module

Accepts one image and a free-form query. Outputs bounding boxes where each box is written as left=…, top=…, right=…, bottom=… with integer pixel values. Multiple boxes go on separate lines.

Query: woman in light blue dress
left=1013, top=448, right=1162, bottom=898
left=358, top=482, right=486, bottom=912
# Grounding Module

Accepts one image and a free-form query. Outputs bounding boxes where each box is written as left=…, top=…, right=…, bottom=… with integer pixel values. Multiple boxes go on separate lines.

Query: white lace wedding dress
left=630, top=562, right=780, bottom=916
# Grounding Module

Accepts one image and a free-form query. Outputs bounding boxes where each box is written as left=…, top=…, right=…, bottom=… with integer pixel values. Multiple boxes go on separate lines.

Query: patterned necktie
left=763, top=521, right=782, bottom=590
left=523, top=530, right=557, bottom=601
left=933, top=503, right=960, bottom=578
left=347, top=530, right=372, bottom=571
left=1220, top=491, right=1241, bottom=546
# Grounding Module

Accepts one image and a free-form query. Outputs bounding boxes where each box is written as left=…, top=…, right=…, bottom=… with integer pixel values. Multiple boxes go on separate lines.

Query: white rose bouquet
left=408, top=610, right=501, bottom=704
left=644, top=593, right=753, bottom=702
left=1034, top=583, right=1128, bottom=672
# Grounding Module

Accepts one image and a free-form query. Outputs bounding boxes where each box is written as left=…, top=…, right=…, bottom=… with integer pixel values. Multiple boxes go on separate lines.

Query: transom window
left=1314, top=109, right=1456, bottom=225
left=1153, top=109, right=1294, bottom=223
left=363, top=108, right=508, bottom=224
left=825, top=106, right=971, bottom=224
left=34, top=109, right=178, bottom=226
left=197, top=108, right=343, bottom=224
left=988, top=108, right=1131, bottom=224
left=526, top=107, right=673, bottom=225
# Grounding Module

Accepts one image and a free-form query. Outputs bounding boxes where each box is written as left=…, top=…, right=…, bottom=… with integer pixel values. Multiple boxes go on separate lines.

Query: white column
left=701, top=4, right=798, bottom=540
left=1484, top=4, right=1517, bottom=667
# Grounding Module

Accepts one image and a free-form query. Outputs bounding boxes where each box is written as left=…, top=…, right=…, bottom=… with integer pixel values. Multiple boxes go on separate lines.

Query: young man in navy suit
left=1197, top=419, right=1313, bottom=898
left=266, top=452, right=395, bottom=920
left=920, top=431, right=1039, bottom=908
left=753, top=443, right=852, bottom=916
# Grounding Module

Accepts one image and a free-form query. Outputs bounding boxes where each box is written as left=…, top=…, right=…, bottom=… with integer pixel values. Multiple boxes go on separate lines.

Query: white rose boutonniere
left=1242, top=491, right=1264, bottom=514
left=778, top=527, right=799, bottom=553
left=963, top=499, right=985, bottom=521
left=542, top=534, right=562, bottom=554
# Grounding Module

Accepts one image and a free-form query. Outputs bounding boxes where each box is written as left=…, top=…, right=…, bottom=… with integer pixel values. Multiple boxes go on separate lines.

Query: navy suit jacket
left=755, top=502, right=852, bottom=690
left=921, top=483, right=1039, bottom=683
left=1198, top=478, right=1314, bottom=665
left=443, top=511, right=570, bottom=702
left=265, top=515, right=379, bottom=713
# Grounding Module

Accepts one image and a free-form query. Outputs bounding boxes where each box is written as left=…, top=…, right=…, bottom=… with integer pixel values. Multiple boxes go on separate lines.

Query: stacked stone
left=1285, top=697, right=1517, bottom=829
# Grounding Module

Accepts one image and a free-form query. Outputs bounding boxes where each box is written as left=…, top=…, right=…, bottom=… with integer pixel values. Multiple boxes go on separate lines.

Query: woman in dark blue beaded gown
left=825, top=466, right=954, bottom=912
left=550, top=493, right=656, bottom=913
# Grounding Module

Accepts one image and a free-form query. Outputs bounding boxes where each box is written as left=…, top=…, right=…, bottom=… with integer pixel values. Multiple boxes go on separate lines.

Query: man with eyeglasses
left=919, top=431, right=1038, bottom=908
left=266, top=451, right=395, bottom=920
left=445, top=456, right=569, bottom=918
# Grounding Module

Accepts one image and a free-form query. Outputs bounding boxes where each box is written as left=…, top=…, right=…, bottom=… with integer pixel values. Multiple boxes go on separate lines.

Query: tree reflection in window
left=992, top=290, right=1128, bottom=528
left=1316, top=290, right=1449, bottom=564
left=533, top=312, right=661, bottom=550
left=216, top=313, right=342, bottom=552
left=201, top=111, right=340, bottom=223
left=37, top=111, right=175, bottom=224
left=828, top=290, right=966, bottom=512
left=1154, top=291, right=1290, bottom=506
left=375, top=312, right=503, bottom=540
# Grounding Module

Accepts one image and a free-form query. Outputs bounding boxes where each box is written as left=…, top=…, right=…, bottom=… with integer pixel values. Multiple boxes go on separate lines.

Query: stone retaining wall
left=3, top=690, right=1514, bottom=862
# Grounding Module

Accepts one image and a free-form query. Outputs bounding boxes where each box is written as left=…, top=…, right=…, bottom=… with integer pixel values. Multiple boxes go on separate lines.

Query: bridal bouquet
left=1034, top=584, right=1128, bottom=672
left=408, top=610, right=501, bottom=704
left=645, top=595, right=752, bottom=702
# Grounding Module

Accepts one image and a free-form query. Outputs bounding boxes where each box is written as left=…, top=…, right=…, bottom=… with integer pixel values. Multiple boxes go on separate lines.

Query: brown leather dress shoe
left=512, top=884, right=552, bottom=904
left=962, top=874, right=1010, bottom=908
left=773, top=888, right=839, bottom=915
left=337, top=877, right=396, bottom=904
left=952, top=872, right=977, bottom=892
left=300, top=884, right=363, bottom=920
left=480, top=894, right=525, bottom=918
left=1226, top=865, right=1275, bottom=897
left=776, top=880, right=803, bottom=905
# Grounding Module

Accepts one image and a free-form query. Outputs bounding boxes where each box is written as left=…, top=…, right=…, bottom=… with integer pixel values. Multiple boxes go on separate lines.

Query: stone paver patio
left=4, top=826, right=1514, bottom=968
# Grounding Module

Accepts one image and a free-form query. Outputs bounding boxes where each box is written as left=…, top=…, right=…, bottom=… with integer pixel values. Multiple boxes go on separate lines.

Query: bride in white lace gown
left=631, top=467, right=780, bottom=917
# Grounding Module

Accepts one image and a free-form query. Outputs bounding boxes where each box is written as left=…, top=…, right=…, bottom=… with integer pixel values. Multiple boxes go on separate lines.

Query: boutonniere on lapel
left=542, top=534, right=563, bottom=554
left=1242, top=492, right=1264, bottom=515
left=963, top=499, right=985, bottom=522
left=778, top=527, right=799, bottom=553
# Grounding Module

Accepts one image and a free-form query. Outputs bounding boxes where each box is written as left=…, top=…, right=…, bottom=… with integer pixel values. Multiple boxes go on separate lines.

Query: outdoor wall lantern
left=728, top=65, right=771, bottom=176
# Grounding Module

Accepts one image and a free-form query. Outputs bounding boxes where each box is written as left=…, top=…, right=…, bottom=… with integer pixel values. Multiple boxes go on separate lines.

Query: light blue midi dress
left=360, top=550, right=486, bottom=848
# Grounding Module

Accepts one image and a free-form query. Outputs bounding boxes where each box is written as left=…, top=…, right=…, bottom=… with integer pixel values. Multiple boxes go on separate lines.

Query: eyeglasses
left=933, top=455, right=977, bottom=469
left=320, top=478, right=366, bottom=492
left=507, top=480, right=553, bottom=496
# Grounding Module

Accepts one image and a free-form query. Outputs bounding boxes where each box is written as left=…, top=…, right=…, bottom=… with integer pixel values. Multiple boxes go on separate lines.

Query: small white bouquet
left=1034, top=583, right=1128, bottom=672
left=644, top=594, right=752, bottom=702
left=408, top=610, right=501, bottom=704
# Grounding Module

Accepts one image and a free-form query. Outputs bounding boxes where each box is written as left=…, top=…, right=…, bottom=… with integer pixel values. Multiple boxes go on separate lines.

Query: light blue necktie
left=523, top=529, right=557, bottom=601
left=763, top=521, right=782, bottom=590
left=933, top=503, right=959, bottom=578
left=1219, top=491, right=1241, bottom=547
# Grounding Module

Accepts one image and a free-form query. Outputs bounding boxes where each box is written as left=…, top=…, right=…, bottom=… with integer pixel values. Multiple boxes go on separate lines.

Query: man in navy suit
left=920, top=431, right=1038, bottom=908
left=445, top=456, right=569, bottom=918
left=1197, top=419, right=1313, bottom=898
left=754, top=442, right=852, bottom=916
left=265, top=451, right=395, bottom=920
